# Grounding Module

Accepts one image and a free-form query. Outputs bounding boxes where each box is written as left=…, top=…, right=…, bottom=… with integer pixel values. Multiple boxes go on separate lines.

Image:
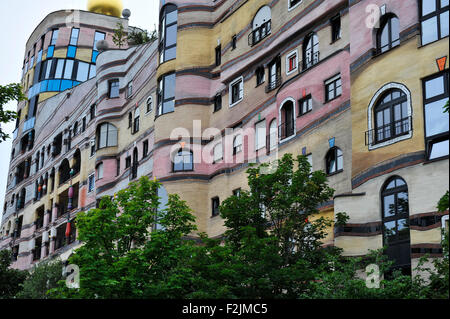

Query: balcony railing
left=248, top=20, right=271, bottom=46
left=365, top=116, right=412, bottom=146
left=278, top=120, right=295, bottom=141
left=265, top=74, right=282, bottom=93
left=301, top=51, right=320, bottom=72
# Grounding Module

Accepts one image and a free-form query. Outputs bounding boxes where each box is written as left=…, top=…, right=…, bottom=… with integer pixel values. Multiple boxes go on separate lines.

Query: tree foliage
left=0, top=250, right=26, bottom=298
left=0, top=83, right=26, bottom=142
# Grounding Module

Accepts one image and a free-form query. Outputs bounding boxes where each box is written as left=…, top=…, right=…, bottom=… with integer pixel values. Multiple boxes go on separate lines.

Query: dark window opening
left=325, top=147, right=343, bottom=175
left=212, top=197, right=220, bottom=217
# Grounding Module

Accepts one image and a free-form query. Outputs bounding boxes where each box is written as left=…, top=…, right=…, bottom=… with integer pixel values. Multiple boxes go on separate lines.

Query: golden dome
left=87, top=0, right=123, bottom=17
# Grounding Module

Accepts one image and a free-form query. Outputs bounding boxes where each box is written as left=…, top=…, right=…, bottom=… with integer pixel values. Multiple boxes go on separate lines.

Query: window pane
left=163, top=100, right=175, bottom=113
left=429, top=140, right=449, bottom=159
left=422, top=17, right=438, bottom=45
left=166, top=10, right=177, bottom=24
left=89, top=65, right=96, bottom=79
left=381, top=23, right=389, bottom=50
left=164, top=74, right=176, bottom=98
left=55, top=59, right=64, bottom=78
left=107, top=126, right=117, bottom=146
left=166, top=24, right=177, bottom=47
left=425, top=98, right=449, bottom=137
left=391, top=17, right=400, bottom=41
left=442, top=0, right=449, bottom=7
left=397, top=192, right=409, bottom=214
left=422, top=0, right=436, bottom=16
left=384, top=194, right=395, bottom=217
left=440, top=11, right=449, bottom=37
left=425, top=75, right=444, bottom=99
left=64, top=60, right=74, bottom=79
left=76, top=62, right=89, bottom=82
left=337, top=154, right=343, bottom=170
left=397, top=219, right=410, bottom=240
left=165, top=47, right=176, bottom=61
left=384, top=220, right=397, bottom=242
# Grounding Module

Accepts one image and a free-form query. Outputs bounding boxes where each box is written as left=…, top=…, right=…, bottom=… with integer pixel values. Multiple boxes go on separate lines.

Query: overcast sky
left=0, top=0, right=159, bottom=225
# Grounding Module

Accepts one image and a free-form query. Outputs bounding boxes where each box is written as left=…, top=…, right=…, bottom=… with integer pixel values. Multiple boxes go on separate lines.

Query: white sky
left=0, top=0, right=159, bottom=225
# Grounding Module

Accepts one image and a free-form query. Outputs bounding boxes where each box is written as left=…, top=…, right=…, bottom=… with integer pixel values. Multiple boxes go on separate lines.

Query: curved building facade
left=0, top=0, right=448, bottom=273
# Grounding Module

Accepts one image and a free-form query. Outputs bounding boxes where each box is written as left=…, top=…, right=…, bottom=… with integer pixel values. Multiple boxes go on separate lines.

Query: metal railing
left=248, top=20, right=271, bottom=46
left=365, top=116, right=412, bottom=145
left=278, top=120, right=295, bottom=141
left=265, top=73, right=282, bottom=93
left=300, top=51, right=320, bottom=72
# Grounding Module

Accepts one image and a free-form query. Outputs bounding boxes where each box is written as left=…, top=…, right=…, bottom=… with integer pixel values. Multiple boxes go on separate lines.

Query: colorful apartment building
left=0, top=0, right=448, bottom=275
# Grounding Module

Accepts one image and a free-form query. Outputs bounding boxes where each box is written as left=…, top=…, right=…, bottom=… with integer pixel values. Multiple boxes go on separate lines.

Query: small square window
left=109, top=80, right=120, bottom=98
left=325, top=74, right=342, bottom=102
left=299, top=95, right=313, bottom=116
left=286, top=51, right=298, bottom=75
left=229, top=76, right=244, bottom=107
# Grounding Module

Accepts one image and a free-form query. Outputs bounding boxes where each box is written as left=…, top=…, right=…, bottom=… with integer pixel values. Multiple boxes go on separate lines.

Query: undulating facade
left=0, top=0, right=448, bottom=275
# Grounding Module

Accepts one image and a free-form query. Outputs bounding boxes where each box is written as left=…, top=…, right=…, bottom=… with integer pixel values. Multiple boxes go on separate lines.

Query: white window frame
left=288, top=0, right=303, bottom=12
left=255, top=119, right=267, bottom=151
left=278, top=97, right=297, bottom=143
left=88, top=174, right=95, bottom=193
left=97, top=163, right=104, bottom=181
left=229, top=76, right=244, bottom=108
left=213, top=143, right=223, bottom=163
left=286, top=49, right=298, bottom=75
left=367, top=82, right=413, bottom=150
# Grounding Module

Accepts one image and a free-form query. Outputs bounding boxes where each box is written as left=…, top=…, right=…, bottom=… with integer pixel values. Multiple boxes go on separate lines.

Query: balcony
left=265, top=74, right=282, bottom=93
left=278, top=120, right=295, bottom=141
left=301, top=51, right=320, bottom=72
left=365, top=116, right=412, bottom=146
left=248, top=20, right=271, bottom=46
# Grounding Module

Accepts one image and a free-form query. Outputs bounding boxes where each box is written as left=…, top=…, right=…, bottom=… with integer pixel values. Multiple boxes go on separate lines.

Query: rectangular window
left=420, top=0, right=449, bottom=45
left=109, top=79, right=120, bottom=98
left=90, top=139, right=95, bottom=157
left=93, top=31, right=106, bottom=51
left=51, top=29, right=59, bottom=45
left=90, top=105, right=96, bottom=121
left=76, top=62, right=89, bottom=82
left=213, top=143, right=223, bottom=163
left=255, top=120, right=266, bottom=150
left=331, top=15, right=342, bottom=42
left=97, top=163, right=104, bottom=180
left=157, top=73, right=176, bottom=116
left=325, top=74, right=342, bottom=102
left=116, top=158, right=120, bottom=176
left=70, top=28, right=80, bottom=46
left=88, top=174, right=95, bottom=193
left=299, top=95, right=313, bottom=116
left=127, top=81, right=133, bottom=99
left=229, top=76, right=244, bottom=107
left=232, top=35, right=237, bottom=49
left=233, top=188, right=241, bottom=197
left=215, top=45, right=221, bottom=66
left=256, top=66, right=265, bottom=86
left=423, top=70, right=449, bottom=160
left=211, top=197, right=220, bottom=217
left=214, top=94, right=222, bottom=112
left=125, top=156, right=131, bottom=168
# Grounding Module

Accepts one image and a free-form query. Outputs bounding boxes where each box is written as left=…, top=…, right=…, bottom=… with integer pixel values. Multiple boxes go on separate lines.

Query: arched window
left=159, top=4, right=178, bottom=63
left=173, top=149, right=193, bottom=172
left=325, top=147, right=343, bottom=175
left=146, top=96, right=153, bottom=113
left=303, top=33, right=319, bottom=69
left=250, top=6, right=271, bottom=46
left=233, top=135, right=243, bottom=155
left=377, top=14, right=400, bottom=53
left=269, top=119, right=278, bottom=151
left=59, top=159, right=71, bottom=185
left=279, top=100, right=295, bottom=140
left=96, top=162, right=104, bottom=180
left=73, top=149, right=81, bottom=175
left=96, top=123, right=118, bottom=149
left=374, top=89, right=409, bottom=143
left=133, top=108, right=140, bottom=134
left=381, top=176, right=411, bottom=274
left=213, top=143, right=223, bottom=163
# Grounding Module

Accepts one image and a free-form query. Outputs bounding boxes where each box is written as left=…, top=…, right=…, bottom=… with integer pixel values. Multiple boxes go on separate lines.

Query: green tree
left=0, top=83, right=26, bottom=142
left=16, top=259, right=64, bottom=299
left=0, top=250, right=26, bottom=299
left=48, top=176, right=198, bottom=299
left=128, top=26, right=157, bottom=46
left=112, top=22, right=127, bottom=49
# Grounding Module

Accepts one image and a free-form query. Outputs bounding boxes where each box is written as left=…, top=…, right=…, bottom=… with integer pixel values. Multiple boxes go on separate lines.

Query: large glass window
left=377, top=15, right=400, bottom=53
left=173, top=149, right=193, bottom=172
left=420, top=0, right=449, bottom=45
left=159, top=4, right=178, bottom=63
left=423, top=71, right=449, bottom=160
left=97, top=123, right=118, bottom=149
left=109, top=79, right=120, bottom=98
left=381, top=176, right=411, bottom=274
left=374, top=89, right=410, bottom=143
left=157, top=73, right=176, bottom=116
